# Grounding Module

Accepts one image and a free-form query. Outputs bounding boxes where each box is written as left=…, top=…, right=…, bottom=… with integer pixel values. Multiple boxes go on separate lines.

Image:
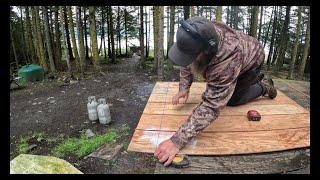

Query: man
left=154, top=17, right=277, bottom=166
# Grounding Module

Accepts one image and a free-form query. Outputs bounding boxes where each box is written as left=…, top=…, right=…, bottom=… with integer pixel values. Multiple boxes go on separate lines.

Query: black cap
left=168, top=17, right=218, bottom=67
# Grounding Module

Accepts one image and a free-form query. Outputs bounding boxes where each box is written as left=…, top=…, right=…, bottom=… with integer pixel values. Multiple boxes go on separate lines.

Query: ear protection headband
left=180, top=20, right=218, bottom=57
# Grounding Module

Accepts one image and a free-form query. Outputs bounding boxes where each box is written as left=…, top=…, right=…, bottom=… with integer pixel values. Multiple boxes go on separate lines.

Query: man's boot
left=260, top=75, right=277, bottom=99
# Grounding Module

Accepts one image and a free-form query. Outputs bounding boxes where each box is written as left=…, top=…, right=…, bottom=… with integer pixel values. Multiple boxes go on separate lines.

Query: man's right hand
left=172, top=91, right=189, bottom=105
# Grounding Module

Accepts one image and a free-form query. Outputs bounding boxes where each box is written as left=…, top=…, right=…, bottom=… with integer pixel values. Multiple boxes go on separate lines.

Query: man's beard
left=190, top=53, right=211, bottom=76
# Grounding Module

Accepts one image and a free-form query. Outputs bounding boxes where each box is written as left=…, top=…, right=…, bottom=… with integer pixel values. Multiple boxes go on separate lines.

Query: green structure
left=18, top=64, right=44, bottom=83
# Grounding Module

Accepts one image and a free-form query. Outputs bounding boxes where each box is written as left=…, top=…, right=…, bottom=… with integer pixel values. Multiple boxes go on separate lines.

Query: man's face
left=188, top=51, right=210, bottom=75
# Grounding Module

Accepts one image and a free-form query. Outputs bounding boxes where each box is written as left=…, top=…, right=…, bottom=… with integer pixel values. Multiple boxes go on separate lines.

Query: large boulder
left=10, top=154, right=83, bottom=174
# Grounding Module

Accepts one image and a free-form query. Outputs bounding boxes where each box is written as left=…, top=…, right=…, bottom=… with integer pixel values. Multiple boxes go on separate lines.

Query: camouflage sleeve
left=179, top=66, right=194, bottom=93
left=170, top=55, right=242, bottom=149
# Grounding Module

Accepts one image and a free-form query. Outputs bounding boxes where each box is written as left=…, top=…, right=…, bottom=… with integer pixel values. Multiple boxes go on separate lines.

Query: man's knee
left=227, top=97, right=242, bottom=106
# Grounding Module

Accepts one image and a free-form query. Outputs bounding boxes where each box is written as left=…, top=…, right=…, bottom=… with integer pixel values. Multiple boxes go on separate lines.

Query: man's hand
left=172, top=91, right=189, bottom=105
left=154, top=139, right=180, bottom=166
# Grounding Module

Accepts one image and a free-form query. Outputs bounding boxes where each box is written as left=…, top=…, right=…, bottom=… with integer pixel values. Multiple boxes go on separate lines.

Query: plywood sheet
left=128, top=82, right=310, bottom=155
left=135, top=113, right=310, bottom=132
left=129, top=128, right=310, bottom=155
left=147, top=92, right=297, bottom=105
left=143, top=103, right=308, bottom=115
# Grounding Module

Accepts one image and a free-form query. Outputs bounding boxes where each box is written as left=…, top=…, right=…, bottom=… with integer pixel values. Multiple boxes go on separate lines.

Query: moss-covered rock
left=10, top=154, right=83, bottom=174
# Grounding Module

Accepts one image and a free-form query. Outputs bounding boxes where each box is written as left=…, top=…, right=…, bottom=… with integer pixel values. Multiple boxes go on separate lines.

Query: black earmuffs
left=180, top=20, right=218, bottom=58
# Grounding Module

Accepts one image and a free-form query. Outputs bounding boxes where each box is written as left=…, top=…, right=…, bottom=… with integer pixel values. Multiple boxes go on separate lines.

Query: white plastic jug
left=87, top=96, right=98, bottom=121
left=97, top=98, right=111, bottom=124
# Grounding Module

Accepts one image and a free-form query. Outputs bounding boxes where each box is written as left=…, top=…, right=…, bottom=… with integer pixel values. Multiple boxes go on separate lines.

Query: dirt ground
left=10, top=56, right=310, bottom=174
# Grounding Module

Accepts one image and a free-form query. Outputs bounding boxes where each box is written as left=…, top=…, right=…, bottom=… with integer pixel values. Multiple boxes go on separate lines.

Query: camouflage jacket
left=170, top=20, right=265, bottom=149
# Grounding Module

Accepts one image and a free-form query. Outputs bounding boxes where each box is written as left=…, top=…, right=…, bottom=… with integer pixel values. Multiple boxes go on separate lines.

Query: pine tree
left=140, top=6, right=145, bottom=63
left=274, top=6, right=291, bottom=72
left=250, top=6, right=259, bottom=38
left=59, top=6, right=71, bottom=71
left=76, top=6, right=86, bottom=73
left=25, top=6, right=37, bottom=64
left=288, top=6, right=302, bottom=79
left=167, top=6, right=175, bottom=70
left=298, top=7, right=310, bottom=78
left=43, top=6, right=56, bottom=72
left=67, top=6, right=81, bottom=72
left=154, top=6, right=164, bottom=80
left=89, top=6, right=100, bottom=69
left=63, top=6, right=74, bottom=61
left=53, top=6, right=62, bottom=70
left=215, top=6, right=222, bottom=21
left=32, top=6, right=49, bottom=72
left=183, top=6, right=190, bottom=20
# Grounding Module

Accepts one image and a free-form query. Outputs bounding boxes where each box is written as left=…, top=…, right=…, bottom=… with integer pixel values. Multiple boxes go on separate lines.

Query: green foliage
left=16, top=131, right=45, bottom=154
left=52, top=128, right=117, bottom=158
left=45, top=134, right=65, bottom=145
left=17, top=137, right=29, bottom=154
left=118, top=124, right=130, bottom=138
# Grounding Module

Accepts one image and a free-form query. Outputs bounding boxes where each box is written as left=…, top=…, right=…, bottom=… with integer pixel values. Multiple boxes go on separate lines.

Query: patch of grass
left=46, top=134, right=65, bottom=145
left=15, top=131, right=46, bottom=154
left=32, top=132, right=44, bottom=142
left=17, top=137, right=29, bottom=154
left=123, top=142, right=129, bottom=151
left=118, top=124, right=131, bottom=138
left=52, top=128, right=117, bottom=158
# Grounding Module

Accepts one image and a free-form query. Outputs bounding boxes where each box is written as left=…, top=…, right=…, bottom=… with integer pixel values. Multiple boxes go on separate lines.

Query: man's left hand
left=154, top=139, right=180, bottom=166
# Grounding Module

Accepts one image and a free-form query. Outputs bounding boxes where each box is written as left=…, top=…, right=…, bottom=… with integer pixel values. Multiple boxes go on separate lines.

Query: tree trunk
left=153, top=7, right=158, bottom=72
left=147, top=8, right=151, bottom=58
left=102, top=7, right=107, bottom=59
left=83, top=7, right=89, bottom=60
left=231, top=6, right=240, bottom=30
left=25, top=6, right=37, bottom=64
left=30, top=7, right=41, bottom=65
left=98, top=8, right=104, bottom=56
left=108, top=6, right=116, bottom=63
left=190, top=6, right=195, bottom=17
left=32, top=6, right=49, bottom=73
left=263, top=7, right=274, bottom=48
left=124, top=8, right=128, bottom=57
left=274, top=6, right=291, bottom=72
left=53, top=6, right=61, bottom=71
left=272, top=6, right=283, bottom=66
left=99, top=8, right=104, bottom=56
left=49, top=7, right=56, bottom=63
left=250, top=6, right=259, bottom=38
left=63, top=6, right=74, bottom=61
left=10, top=22, right=19, bottom=68
left=298, top=8, right=310, bottom=77
left=117, top=6, right=121, bottom=56
left=226, top=6, right=230, bottom=26
left=106, top=7, right=111, bottom=59
left=19, top=6, right=27, bottom=64
left=43, top=6, right=56, bottom=72
left=154, top=6, right=164, bottom=81
left=166, top=6, right=170, bottom=59
left=67, top=6, right=81, bottom=72
left=258, top=6, right=264, bottom=41
left=216, top=6, right=222, bottom=21
left=167, top=6, right=175, bottom=70
left=59, top=6, right=71, bottom=72
left=288, top=6, right=302, bottom=79
left=76, top=6, right=86, bottom=73
left=183, top=6, right=190, bottom=20
left=89, top=6, right=101, bottom=69
left=267, top=6, right=277, bottom=70
left=145, top=6, right=148, bottom=58
left=140, top=6, right=145, bottom=63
